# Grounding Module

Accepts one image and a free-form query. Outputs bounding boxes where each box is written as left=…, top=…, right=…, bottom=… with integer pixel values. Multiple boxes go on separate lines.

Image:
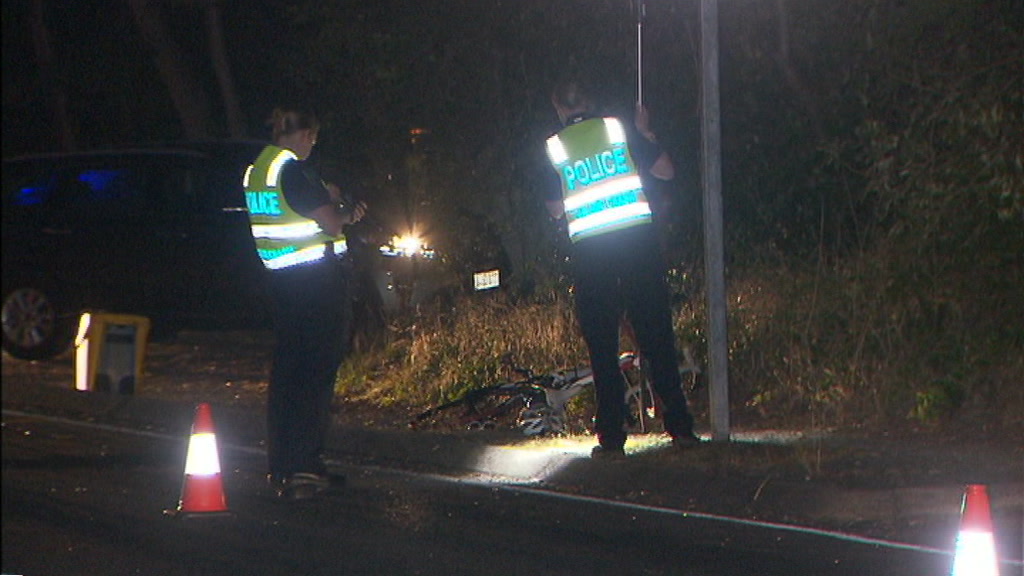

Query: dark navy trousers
left=570, top=226, right=695, bottom=449
left=265, top=258, right=351, bottom=479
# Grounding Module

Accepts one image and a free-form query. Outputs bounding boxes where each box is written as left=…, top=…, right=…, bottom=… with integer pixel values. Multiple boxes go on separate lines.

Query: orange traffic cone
left=951, top=484, right=999, bottom=576
left=164, top=403, right=232, bottom=519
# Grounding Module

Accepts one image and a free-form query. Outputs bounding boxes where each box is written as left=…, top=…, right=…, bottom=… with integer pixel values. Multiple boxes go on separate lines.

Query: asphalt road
left=3, top=413, right=957, bottom=576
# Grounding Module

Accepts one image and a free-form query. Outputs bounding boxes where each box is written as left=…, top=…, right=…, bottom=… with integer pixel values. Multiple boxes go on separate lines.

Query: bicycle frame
left=409, top=372, right=550, bottom=430
left=528, top=347, right=701, bottom=435
left=411, top=346, right=701, bottom=436
left=533, top=353, right=636, bottom=419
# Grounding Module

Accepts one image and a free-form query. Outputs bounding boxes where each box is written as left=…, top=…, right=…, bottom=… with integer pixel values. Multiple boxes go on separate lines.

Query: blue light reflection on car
left=15, top=176, right=57, bottom=206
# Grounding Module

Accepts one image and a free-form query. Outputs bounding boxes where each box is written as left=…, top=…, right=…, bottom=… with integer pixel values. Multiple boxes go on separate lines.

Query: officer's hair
left=268, top=108, right=320, bottom=141
left=551, top=80, right=594, bottom=114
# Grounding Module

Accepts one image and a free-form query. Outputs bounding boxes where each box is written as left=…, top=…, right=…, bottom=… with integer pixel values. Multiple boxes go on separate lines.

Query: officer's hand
left=634, top=104, right=657, bottom=142
left=344, top=201, right=367, bottom=225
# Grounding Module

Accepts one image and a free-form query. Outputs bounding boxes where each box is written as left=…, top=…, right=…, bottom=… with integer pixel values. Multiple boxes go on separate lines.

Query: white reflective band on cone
left=951, top=530, right=999, bottom=576
left=183, top=432, right=221, bottom=476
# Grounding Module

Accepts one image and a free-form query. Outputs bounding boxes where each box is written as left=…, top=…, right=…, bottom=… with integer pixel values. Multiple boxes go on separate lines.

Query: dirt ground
left=4, top=329, right=1022, bottom=490
left=2, top=330, right=413, bottom=429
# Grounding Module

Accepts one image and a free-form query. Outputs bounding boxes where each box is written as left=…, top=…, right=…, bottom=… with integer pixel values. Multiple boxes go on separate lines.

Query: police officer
left=544, top=80, right=700, bottom=458
left=245, top=107, right=365, bottom=498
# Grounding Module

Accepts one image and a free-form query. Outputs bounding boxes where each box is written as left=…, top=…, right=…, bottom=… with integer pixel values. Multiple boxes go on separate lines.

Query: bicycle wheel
left=412, top=384, right=526, bottom=432
left=678, top=344, right=705, bottom=395
left=621, top=350, right=704, bottom=434
left=624, top=373, right=660, bottom=433
left=463, top=392, right=527, bottom=430
left=517, top=401, right=565, bottom=436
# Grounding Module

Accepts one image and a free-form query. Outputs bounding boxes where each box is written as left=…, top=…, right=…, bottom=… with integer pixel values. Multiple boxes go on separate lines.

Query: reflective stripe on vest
left=546, top=117, right=652, bottom=242
left=256, top=239, right=349, bottom=271
left=244, top=145, right=346, bottom=270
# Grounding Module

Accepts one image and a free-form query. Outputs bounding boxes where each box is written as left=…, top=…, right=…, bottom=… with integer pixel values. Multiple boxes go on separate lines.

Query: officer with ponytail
left=244, top=107, right=365, bottom=499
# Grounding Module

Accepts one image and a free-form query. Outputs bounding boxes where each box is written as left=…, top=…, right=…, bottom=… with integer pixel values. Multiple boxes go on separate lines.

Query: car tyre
left=1, top=285, right=76, bottom=360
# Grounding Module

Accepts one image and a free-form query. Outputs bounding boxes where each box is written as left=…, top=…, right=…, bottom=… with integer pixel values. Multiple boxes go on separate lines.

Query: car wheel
left=1, top=285, right=76, bottom=360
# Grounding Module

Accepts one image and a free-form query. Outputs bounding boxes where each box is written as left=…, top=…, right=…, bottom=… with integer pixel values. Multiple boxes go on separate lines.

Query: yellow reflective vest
left=546, top=117, right=652, bottom=242
left=243, top=145, right=347, bottom=270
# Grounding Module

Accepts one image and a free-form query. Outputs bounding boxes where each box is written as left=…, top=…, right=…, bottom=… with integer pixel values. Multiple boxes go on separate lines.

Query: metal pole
left=699, top=0, right=731, bottom=441
left=636, top=0, right=645, bottom=106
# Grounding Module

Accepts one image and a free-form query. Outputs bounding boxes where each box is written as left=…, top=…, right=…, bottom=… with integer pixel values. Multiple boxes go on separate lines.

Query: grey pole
left=637, top=0, right=645, bottom=106
left=699, top=0, right=731, bottom=441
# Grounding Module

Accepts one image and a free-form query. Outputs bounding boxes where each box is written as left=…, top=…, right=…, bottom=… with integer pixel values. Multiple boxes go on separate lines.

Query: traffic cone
left=164, top=403, right=232, bottom=519
left=951, top=484, right=999, bottom=576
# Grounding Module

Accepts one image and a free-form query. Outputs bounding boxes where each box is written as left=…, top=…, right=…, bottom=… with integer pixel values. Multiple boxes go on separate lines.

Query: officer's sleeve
left=279, top=160, right=332, bottom=216
left=543, top=166, right=563, bottom=203
left=625, top=123, right=664, bottom=175
left=537, top=138, right=564, bottom=203
left=623, top=120, right=677, bottom=211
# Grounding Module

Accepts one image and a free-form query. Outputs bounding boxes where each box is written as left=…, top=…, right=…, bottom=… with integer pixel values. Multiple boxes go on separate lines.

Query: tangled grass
left=338, top=253, right=1023, bottom=441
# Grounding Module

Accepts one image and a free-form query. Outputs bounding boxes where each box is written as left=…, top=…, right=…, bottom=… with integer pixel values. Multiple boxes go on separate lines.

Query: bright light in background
left=379, top=232, right=436, bottom=258
left=394, top=234, right=421, bottom=255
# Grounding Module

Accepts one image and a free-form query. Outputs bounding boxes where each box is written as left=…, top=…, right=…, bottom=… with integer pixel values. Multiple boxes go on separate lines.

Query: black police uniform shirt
left=279, top=158, right=333, bottom=217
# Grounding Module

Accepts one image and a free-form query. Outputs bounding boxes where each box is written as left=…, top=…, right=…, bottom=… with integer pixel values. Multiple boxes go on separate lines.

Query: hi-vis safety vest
left=546, top=117, right=652, bottom=243
left=243, top=145, right=347, bottom=270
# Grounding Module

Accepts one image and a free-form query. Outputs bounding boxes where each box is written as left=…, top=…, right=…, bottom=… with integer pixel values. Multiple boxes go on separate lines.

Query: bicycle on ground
left=409, top=346, right=702, bottom=436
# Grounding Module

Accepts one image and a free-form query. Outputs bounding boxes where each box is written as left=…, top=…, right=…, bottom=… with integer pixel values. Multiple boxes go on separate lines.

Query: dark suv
left=2, top=141, right=271, bottom=360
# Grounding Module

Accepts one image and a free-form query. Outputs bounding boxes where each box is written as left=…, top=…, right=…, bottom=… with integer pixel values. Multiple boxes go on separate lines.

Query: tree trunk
left=773, top=0, right=824, bottom=141
left=30, top=0, right=77, bottom=151
left=127, top=0, right=213, bottom=139
left=203, top=0, right=246, bottom=138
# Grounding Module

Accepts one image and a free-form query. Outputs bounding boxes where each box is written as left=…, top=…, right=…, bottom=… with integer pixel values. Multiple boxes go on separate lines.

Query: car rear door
left=144, top=146, right=269, bottom=328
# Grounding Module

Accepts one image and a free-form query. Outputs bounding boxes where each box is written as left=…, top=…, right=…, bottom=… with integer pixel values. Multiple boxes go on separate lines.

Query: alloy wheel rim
left=1, top=288, right=56, bottom=348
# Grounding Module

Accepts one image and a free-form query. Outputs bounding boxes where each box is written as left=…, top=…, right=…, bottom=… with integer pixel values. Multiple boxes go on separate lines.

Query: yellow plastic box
left=74, top=312, right=150, bottom=394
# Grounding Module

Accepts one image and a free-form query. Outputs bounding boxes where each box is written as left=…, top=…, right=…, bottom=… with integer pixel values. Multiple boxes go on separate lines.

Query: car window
left=3, top=160, right=59, bottom=211
left=4, top=159, right=148, bottom=218
left=75, top=168, right=138, bottom=201
left=140, top=157, right=201, bottom=216
left=5, top=170, right=58, bottom=208
left=191, top=154, right=251, bottom=212
left=134, top=153, right=243, bottom=215
left=2, top=146, right=261, bottom=222
left=69, top=164, right=150, bottom=218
